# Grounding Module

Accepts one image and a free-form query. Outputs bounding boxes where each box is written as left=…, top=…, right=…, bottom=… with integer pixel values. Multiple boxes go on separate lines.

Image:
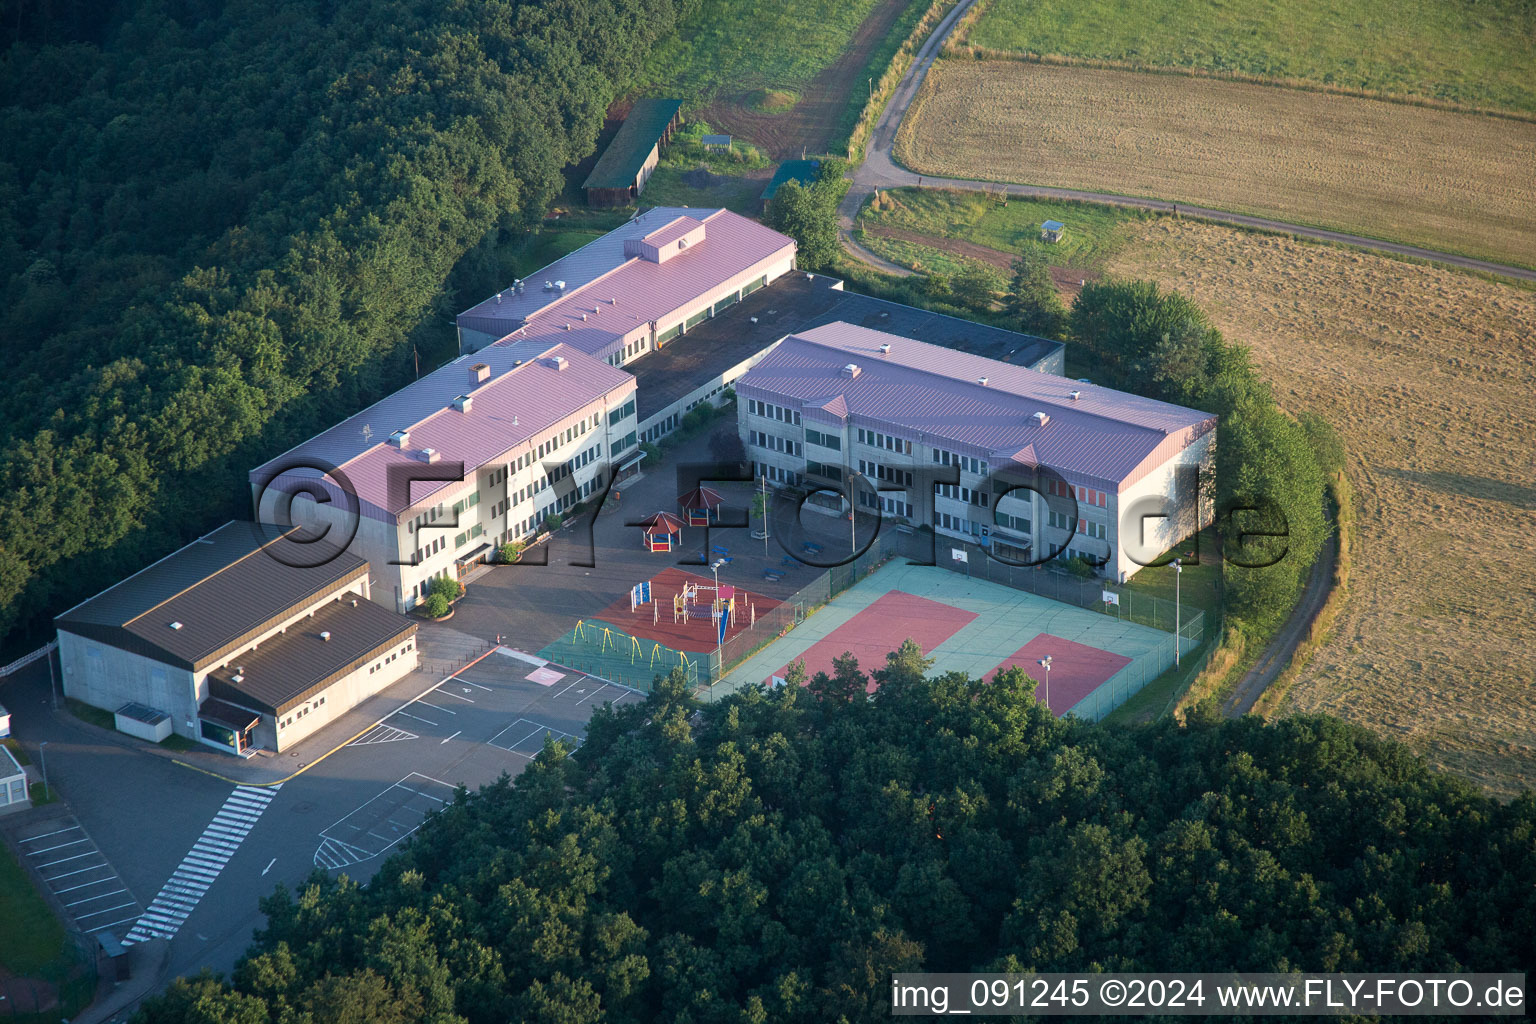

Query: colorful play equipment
left=672, top=579, right=744, bottom=625
left=637, top=510, right=685, bottom=552
left=677, top=485, right=726, bottom=527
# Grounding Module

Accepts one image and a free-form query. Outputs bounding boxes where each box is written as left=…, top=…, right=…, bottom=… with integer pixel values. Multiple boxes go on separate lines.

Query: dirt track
left=701, top=0, right=911, bottom=157
left=861, top=222, right=1100, bottom=298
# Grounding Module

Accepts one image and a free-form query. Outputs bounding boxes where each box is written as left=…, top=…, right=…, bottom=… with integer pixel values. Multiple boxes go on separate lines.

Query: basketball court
left=722, top=560, right=1185, bottom=718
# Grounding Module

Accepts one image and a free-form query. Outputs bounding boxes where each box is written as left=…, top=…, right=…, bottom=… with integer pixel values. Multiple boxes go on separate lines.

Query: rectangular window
left=455, top=531, right=468, bottom=548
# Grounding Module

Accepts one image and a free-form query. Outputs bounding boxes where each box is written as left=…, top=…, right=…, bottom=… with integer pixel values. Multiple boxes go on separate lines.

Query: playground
left=720, top=560, right=1189, bottom=719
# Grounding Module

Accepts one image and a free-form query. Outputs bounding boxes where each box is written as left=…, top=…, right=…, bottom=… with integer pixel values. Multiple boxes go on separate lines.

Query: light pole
left=1037, top=656, right=1052, bottom=712
left=47, top=644, right=59, bottom=710
left=710, top=557, right=728, bottom=670
left=759, top=474, right=770, bottom=555
left=1172, top=558, right=1183, bottom=666
left=38, top=741, right=48, bottom=801
left=847, top=471, right=863, bottom=555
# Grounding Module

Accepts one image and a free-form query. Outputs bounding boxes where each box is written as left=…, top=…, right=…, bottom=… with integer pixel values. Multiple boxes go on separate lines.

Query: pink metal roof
left=457, top=207, right=794, bottom=357
left=739, top=323, right=1216, bottom=489
left=253, top=342, right=634, bottom=517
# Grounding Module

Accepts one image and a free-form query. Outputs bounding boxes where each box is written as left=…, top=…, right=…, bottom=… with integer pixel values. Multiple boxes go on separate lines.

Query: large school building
left=735, top=323, right=1217, bottom=581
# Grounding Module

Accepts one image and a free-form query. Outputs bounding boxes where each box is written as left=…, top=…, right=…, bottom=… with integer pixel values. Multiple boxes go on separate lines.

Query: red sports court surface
left=985, top=633, right=1131, bottom=715
left=593, top=567, right=781, bottom=653
left=777, top=590, right=977, bottom=693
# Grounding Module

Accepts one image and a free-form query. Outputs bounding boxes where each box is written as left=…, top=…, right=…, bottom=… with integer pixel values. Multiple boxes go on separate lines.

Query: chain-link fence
left=537, top=621, right=702, bottom=693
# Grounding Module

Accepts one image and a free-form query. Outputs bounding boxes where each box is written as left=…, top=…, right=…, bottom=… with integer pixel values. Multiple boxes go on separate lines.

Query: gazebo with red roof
left=677, top=485, right=726, bottom=527
left=638, top=510, right=685, bottom=552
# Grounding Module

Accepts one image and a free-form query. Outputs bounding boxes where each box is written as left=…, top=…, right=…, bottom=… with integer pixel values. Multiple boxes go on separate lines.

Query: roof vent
left=388, top=428, right=410, bottom=448
left=977, top=376, right=989, bottom=386
left=452, top=394, right=473, bottom=413
left=678, top=238, right=688, bottom=249
left=469, top=362, right=490, bottom=384
left=1032, top=411, right=1051, bottom=427
left=580, top=313, right=588, bottom=321
left=555, top=280, right=566, bottom=293
left=841, top=363, right=861, bottom=379
left=545, top=355, right=569, bottom=371
left=495, top=292, right=502, bottom=304
left=351, top=598, right=358, bottom=607
left=543, top=280, right=553, bottom=291
left=232, top=673, right=244, bottom=683
left=878, top=343, right=891, bottom=354
left=1068, top=390, right=1082, bottom=401
left=563, top=323, right=572, bottom=330
left=515, top=280, right=525, bottom=294
left=169, top=621, right=184, bottom=630
left=419, top=448, right=440, bottom=464
left=321, top=631, right=331, bottom=642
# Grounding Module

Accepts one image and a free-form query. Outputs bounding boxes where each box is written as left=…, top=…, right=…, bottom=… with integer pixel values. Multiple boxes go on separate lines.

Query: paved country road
left=838, top=0, right=1536, bottom=284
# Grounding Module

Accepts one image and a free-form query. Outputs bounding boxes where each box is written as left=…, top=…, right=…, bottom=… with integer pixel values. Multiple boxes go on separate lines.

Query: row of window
left=454, top=523, right=485, bottom=549
left=857, top=459, right=912, bottom=487
left=749, top=399, right=801, bottom=426
left=857, top=427, right=912, bottom=455
left=806, top=460, right=841, bottom=482
left=859, top=491, right=913, bottom=518
left=609, top=398, right=637, bottom=425
left=643, top=413, right=679, bottom=442
left=750, top=430, right=801, bottom=456
left=935, top=511, right=984, bottom=537
left=936, top=482, right=989, bottom=507
left=805, top=428, right=841, bottom=451
left=365, top=641, right=416, bottom=675
left=758, top=463, right=801, bottom=486
left=1046, top=479, right=1109, bottom=507
left=279, top=694, right=327, bottom=730
left=996, top=512, right=1031, bottom=534
left=933, top=448, right=988, bottom=475
left=610, top=431, right=638, bottom=456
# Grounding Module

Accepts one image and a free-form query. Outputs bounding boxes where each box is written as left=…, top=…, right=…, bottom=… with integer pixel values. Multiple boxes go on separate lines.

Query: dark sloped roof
left=206, top=597, right=417, bottom=716
left=761, top=159, right=821, bottom=201
left=583, top=98, right=682, bottom=191
left=55, top=521, right=368, bottom=671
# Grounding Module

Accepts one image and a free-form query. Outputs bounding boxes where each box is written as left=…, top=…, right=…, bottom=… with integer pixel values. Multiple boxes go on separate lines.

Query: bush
left=498, top=541, right=524, bottom=564
left=423, top=593, right=450, bottom=619
left=1063, top=555, right=1097, bottom=578
left=543, top=513, right=564, bottom=532
left=428, top=575, right=463, bottom=602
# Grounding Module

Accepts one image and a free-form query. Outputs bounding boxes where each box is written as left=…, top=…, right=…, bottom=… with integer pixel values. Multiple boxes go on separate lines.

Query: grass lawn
left=0, top=844, right=67, bottom=977
left=641, top=0, right=887, bottom=103
left=963, top=0, right=1536, bottom=114
left=64, top=698, right=113, bottom=732
left=860, top=188, right=1148, bottom=269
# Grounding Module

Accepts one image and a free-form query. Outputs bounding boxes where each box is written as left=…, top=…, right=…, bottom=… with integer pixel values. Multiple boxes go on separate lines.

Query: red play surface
left=593, top=567, right=782, bottom=653
left=985, top=633, right=1131, bottom=715
left=776, top=590, right=977, bottom=694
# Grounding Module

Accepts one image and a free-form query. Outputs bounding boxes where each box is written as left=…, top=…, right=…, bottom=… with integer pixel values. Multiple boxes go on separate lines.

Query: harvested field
left=895, top=60, right=1536, bottom=268
left=1106, top=220, right=1536, bottom=797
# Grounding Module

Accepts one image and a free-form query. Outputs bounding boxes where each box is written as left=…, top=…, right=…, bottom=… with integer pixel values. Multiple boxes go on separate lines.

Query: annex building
left=55, top=522, right=418, bottom=755
left=735, top=323, right=1217, bottom=582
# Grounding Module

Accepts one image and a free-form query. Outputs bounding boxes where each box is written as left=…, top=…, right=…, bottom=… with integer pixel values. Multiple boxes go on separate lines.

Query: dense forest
left=0, top=0, right=697, bottom=645
left=137, top=656, right=1535, bottom=1022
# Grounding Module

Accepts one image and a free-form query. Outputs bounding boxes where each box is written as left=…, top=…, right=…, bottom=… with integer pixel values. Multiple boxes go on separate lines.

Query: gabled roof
left=583, top=98, right=682, bottom=190
left=252, top=342, right=634, bottom=517
left=456, top=207, right=796, bottom=355
left=55, top=521, right=368, bottom=672
left=737, top=322, right=1216, bottom=488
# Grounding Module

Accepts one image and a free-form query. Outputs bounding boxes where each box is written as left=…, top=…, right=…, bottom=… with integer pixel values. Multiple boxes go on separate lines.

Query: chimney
left=878, top=343, right=891, bottom=355
left=321, top=631, right=331, bottom=642
left=469, top=362, right=490, bottom=385
left=545, top=355, right=569, bottom=371
left=419, top=448, right=440, bottom=464
left=1032, top=411, right=1051, bottom=427
left=388, top=428, right=410, bottom=448
left=977, top=376, right=989, bottom=386
left=452, top=394, right=473, bottom=413
left=841, top=363, right=861, bottom=379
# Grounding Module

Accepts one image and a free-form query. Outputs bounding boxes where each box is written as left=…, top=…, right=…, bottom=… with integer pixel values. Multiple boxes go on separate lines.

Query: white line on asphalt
left=65, top=888, right=127, bottom=908
left=55, top=876, right=118, bottom=894
left=21, top=825, right=81, bottom=843
left=417, top=701, right=456, bottom=715
left=460, top=679, right=493, bottom=692
left=442, top=689, right=476, bottom=702
left=76, top=901, right=138, bottom=920
left=39, top=852, right=97, bottom=869
left=263, top=858, right=276, bottom=876
left=441, top=730, right=461, bottom=744
left=551, top=677, right=585, bottom=700
left=28, top=838, right=89, bottom=855
left=95, top=915, right=141, bottom=931
left=47, top=863, right=108, bottom=881
left=575, top=682, right=611, bottom=706
left=393, top=711, right=437, bottom=725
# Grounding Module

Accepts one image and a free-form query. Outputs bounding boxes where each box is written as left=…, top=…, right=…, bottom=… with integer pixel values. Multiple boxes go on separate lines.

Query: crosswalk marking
left=123, top=785, right=279, bottom=945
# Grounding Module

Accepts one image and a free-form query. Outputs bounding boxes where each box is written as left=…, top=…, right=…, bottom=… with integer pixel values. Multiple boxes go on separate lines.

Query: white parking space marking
left=393, top=710, right=437, bottom=726
left=19, top=814, right=146, bottom=937
left=575, top=683, right=612, bottom=706
left=487, top=718, right=583, bottom=759
left=417, top=701, right=456, bottom=715
left=352, top=724, right=419, bottom=746
left=314, top=774, right=457, bottom=870
left=441, top=689, right=476, bottom=702
left=124, top=785, right=280, bottom=945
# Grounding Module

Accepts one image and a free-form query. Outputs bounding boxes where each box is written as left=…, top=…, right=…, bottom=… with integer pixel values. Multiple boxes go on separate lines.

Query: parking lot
left=304, top=647, right=643, bottom=874
left=12, top=813, right=144, bottom=937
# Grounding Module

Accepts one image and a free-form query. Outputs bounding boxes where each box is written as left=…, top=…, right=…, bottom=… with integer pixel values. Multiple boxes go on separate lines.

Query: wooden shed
left=583, top=99, right=683, bottom=207
left=1041, top=220, right=1066, bottom=243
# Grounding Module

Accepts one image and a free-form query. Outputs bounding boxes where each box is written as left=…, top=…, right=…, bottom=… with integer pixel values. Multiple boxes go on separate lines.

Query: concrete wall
left=261, top=636, right=419, bottom=752
left=1113, top=429, right=1215, bottom=582
left=58, top=631, right=199, bottom=737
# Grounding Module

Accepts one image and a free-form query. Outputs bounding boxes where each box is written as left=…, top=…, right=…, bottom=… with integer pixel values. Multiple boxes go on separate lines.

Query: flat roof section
left=56, top=521, right=368, bottom=672
left=630, top=272, right=1063, bottom=421
left=583, top=98, right=682, bottom=191
left=206, top=597, right=417, bottom=717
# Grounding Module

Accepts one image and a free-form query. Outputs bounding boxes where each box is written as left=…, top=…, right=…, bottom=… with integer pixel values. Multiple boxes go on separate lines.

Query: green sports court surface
left=719, top=560, right=1185, bottom=718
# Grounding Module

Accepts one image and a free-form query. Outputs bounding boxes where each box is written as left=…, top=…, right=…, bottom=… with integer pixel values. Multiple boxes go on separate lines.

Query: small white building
left=55, top=522, right=419, bottom=755
left=0, top=743, right=28, bottom=816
